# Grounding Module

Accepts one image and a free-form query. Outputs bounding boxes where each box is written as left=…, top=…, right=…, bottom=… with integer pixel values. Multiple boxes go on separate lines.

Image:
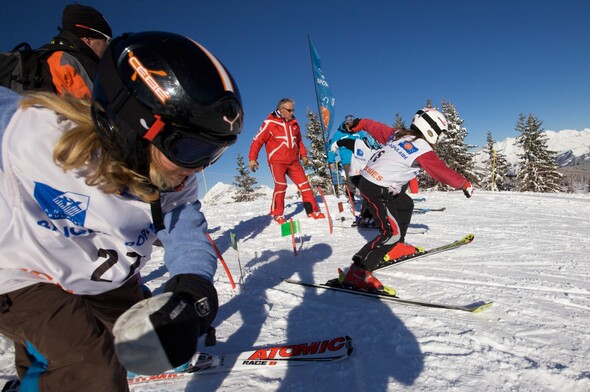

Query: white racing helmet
left=410, top=108, right=448, bottom=144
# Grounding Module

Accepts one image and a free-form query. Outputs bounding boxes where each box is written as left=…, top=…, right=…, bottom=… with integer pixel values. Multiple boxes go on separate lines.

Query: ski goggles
left=75, top=24, right=112, bottom=43
left=145, top=118, right=233, bottom=169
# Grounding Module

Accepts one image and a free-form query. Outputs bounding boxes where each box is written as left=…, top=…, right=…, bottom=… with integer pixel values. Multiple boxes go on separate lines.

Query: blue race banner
left=308, top=36, right=335, bottom=147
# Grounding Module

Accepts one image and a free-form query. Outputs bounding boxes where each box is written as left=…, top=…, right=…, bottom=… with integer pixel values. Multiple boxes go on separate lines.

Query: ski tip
left=468, top=301, right=493, bottom=313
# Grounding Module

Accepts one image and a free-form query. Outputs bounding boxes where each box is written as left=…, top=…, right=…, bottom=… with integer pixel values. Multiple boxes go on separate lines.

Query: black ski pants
left=353, top=176, right=414, bottom=271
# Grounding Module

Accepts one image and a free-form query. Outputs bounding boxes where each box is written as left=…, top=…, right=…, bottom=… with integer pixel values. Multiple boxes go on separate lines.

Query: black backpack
left=0, top=42, right=64, bottom=93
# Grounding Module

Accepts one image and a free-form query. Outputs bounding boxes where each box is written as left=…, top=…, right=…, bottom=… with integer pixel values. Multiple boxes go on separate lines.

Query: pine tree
left=479, top=131, right=511, bottom=191
left=232, top=153, right=263, bottom=202
left=303, top=109, right=334, bottom=194
left=514, top=113, right=562, bottom=192
left=393, top=112, right=407, bottom=129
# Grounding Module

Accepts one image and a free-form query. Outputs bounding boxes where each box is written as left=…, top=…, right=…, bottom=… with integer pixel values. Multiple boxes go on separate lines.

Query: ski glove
left=249, top=160, right=259, bottom=172
left=462, top=181, right=473, bottom=198
left=330, top=141, right=339, bottom=153
left=113, top=274, right=218, bottom=375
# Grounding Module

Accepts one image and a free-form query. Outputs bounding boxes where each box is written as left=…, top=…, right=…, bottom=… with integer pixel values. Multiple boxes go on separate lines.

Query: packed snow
left=1, top=184, right=589, bottom=391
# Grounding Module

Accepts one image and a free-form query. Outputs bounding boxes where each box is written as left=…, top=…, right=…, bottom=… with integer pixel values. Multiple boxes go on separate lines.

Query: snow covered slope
left=1, top=190, right=589, bottom=391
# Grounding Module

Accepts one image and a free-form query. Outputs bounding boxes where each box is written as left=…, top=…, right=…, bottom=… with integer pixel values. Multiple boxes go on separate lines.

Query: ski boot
left=337, top=265, right=396, bottom=296
left=384, top=242, right=424, bottom=262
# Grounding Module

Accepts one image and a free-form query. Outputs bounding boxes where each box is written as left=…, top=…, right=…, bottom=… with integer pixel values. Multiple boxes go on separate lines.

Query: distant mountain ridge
left=473, top=128, right=590, bottom=168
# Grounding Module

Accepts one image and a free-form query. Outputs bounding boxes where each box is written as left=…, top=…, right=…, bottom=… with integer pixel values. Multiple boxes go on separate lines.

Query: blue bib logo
left=33, top=182, right=89, bottom=226
left=398, top=141, right=419, bottom=154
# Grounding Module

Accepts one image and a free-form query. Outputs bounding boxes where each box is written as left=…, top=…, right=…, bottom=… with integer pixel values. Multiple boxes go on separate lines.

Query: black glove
left=113, top=274, right=218, bottom=375
left=350, top=118, right=361, bottom=131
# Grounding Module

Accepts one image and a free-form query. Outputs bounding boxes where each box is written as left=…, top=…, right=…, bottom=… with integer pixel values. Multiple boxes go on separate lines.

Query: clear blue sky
left=2, top=1, right=589, bottom=190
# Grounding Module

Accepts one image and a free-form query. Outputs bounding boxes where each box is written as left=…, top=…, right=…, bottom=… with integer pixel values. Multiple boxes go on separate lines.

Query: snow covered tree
left=514, top=113, right=562, bottom=193
left=232, top=153, right=263, bottom=202
left=479, top=131, right=511, bottom=191
left=419, top=100, right=476, bottom=190
left=303, top=109, right=334, bottom=194
left=393, top=112, right=407, bottom=129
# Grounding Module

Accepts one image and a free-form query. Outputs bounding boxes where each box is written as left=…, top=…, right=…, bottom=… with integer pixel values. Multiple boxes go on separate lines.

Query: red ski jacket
left=249, top=111, right=307, bottom=165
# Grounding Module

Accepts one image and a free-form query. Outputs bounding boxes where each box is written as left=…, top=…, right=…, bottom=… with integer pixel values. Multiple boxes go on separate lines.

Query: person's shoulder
left=403, top=137, right=432, bottom=153
left=0, top=87, right=22, bottom=131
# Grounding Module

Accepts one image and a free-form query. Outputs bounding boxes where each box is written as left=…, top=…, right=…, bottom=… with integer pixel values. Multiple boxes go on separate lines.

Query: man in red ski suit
left=249, top=98, right=324, bottom=224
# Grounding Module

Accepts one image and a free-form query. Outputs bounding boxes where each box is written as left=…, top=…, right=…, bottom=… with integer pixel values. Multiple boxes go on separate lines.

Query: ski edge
left=284, top=279, right=493, bottom=313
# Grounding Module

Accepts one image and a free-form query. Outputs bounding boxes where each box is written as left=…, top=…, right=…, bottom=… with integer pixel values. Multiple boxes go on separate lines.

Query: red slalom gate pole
left=206, top=233, right=236, bottom=289
left=317, top=187, right=333, bottom=234
left=345, top=184, right=356, bottom=219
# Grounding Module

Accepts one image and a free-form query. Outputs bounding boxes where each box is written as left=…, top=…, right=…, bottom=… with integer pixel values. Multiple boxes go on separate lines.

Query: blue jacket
left=327, top=121, right=378, bottom=165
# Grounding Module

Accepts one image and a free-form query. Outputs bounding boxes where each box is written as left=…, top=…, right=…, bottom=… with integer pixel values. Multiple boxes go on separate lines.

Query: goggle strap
left=150, top=198, right=165, bottom=232
left=143, top=114, right=165, bottom=142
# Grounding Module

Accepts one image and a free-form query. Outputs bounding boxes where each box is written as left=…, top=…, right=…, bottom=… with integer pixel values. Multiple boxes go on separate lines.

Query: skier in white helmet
left=338, top=108, right=474, bottom=293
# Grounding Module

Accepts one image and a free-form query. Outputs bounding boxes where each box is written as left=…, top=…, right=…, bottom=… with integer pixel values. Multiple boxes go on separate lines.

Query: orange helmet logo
left=128, top=51, right=171, bottom=104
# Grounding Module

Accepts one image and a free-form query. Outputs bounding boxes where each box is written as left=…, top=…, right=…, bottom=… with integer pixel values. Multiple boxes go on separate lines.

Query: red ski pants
left=269, top=162, right=319, bottom=216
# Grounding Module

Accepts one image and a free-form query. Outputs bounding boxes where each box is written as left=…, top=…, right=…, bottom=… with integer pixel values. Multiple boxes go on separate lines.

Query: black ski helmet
left=92, top=31, right=243, bottom=174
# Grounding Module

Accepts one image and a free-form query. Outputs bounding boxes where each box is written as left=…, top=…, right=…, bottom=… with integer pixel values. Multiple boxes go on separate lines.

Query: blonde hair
left=19, top=92, right=171, bottom=202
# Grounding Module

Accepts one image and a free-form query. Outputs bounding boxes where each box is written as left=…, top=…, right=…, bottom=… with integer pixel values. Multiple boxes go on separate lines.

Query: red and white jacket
left=356, top=119, right=468, bottom=195
left=249, top=111, right=307, bottom=165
